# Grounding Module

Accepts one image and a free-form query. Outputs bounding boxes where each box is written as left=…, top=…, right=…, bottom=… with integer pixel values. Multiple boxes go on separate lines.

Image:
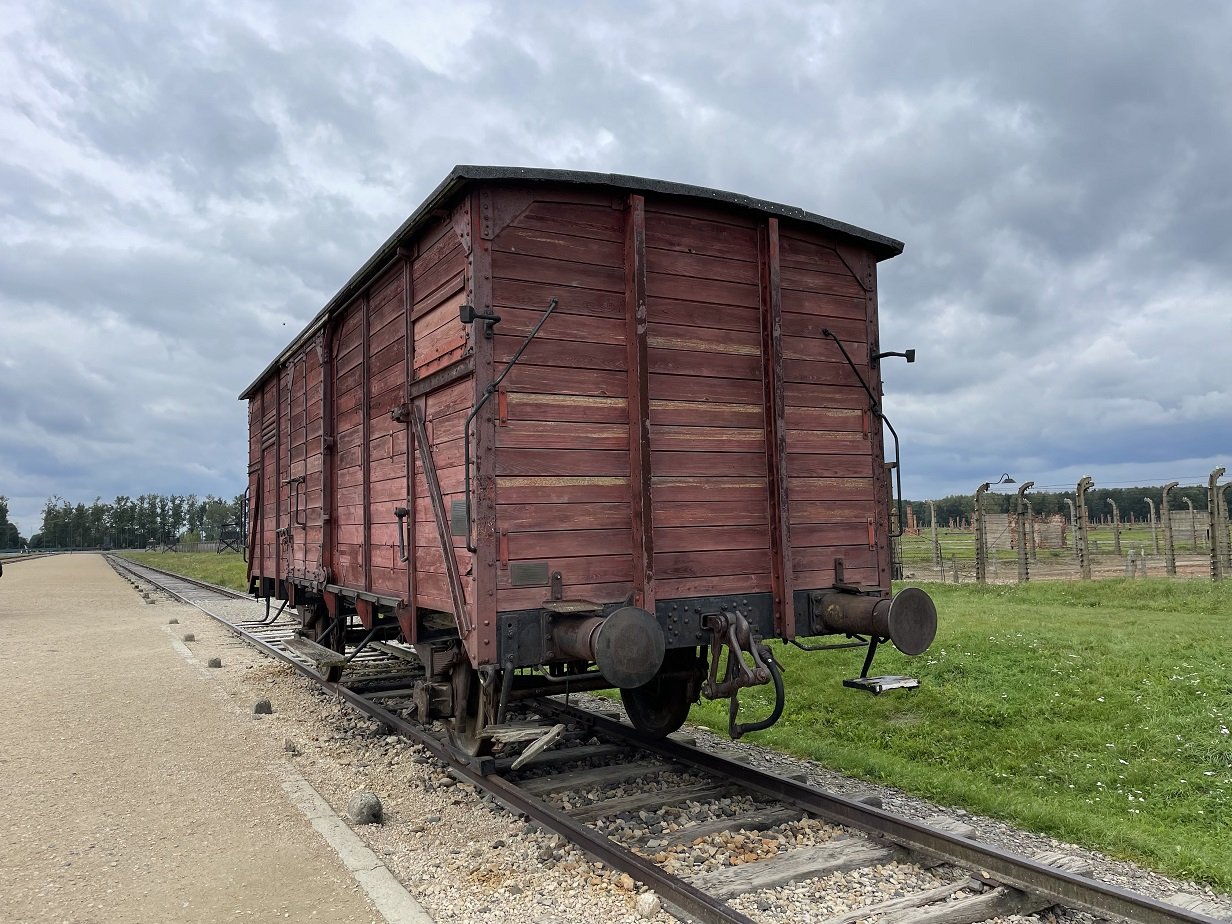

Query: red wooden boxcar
left=241, top=167, right=935, bottom=749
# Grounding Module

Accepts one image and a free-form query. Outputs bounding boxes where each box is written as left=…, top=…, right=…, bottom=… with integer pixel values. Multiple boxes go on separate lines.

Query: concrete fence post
left=928, top=500, right=941, bottom=568
left=1145, top=497, right=1159, bottom=556
left=1222, top=484, right=1232, bottom=572
left=1015, top=481, right=1035, bottom=583
left=974, top=482, right=990, bottom=584
left=1025, top=498, right=1038, bottom=562
left=1107, top=499, right=1122, bottom=555
left=1161, top=481, right=1179, bottom=576
left=1208, top=467, right=1226, bottom=581
left=1184, top=497, right=1197, bottom=549
left=1212, top=470, right=1232, bottom=579
left=1064, top=497, right=1078, bottom=556
left=1076, top=476, right=1094, bottom=580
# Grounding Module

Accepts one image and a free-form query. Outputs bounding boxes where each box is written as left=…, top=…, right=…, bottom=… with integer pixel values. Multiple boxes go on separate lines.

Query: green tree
left=0, top=496, right=25, bottom=548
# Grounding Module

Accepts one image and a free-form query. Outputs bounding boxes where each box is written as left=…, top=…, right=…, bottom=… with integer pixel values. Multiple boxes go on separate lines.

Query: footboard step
left=283, top=636, right=348, bottom=668
left=495, top=742, right=627, bottom=774
left=486, top=722, right=558, bottom=744
left=689, top=837, right=905, bottom=899
left=844, top=675, right=920, bottom=693
left=510, top=724, right=567, bottom=771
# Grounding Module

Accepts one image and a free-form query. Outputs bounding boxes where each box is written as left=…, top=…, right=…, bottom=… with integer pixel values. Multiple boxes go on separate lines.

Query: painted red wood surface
left=248, top=177, right=896, bottom=662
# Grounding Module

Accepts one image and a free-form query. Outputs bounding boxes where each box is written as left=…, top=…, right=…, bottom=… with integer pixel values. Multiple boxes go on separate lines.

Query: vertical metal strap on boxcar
left=399, top=246, right=416, bottom=632
left=759, top=218, right=793, bottom=637
left=624, top=194, right=655, bottom=611
left=411, top=403, right=472, bottom=639
left=321, top=323, right=335, bottom=586
left=361, top=292, right=372, bottom=594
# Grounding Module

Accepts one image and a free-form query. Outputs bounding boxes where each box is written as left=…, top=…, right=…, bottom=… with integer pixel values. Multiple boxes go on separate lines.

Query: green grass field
left=692, top=579, right=1232, bottom=888
left=123, top=550, right=1232, bottom=887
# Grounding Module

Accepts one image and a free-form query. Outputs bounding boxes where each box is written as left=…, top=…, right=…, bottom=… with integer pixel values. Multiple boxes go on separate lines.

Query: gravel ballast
left=105, top=556, right=1232, bottom=923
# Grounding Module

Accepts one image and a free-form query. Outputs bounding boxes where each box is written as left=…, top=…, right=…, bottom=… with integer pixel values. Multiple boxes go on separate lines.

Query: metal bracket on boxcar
left=700, top=610, right=785, bottom=739
left=821, top=328, right=908, bottom=539
left=459, top=303, right=502, bottom=338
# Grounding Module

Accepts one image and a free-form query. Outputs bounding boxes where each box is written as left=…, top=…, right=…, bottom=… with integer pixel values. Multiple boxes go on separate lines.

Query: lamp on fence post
left=974, top=474, right=1014, bottom=585
left=1015, top=481, right=1035, bottom=583
left=1161, top=482, right=1179, bottom=576
left=1076, top=476, right=1094, bottom=580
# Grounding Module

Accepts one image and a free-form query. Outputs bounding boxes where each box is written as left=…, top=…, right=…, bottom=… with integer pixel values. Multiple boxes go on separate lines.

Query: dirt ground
left=0, top=554, right=385, bottom=924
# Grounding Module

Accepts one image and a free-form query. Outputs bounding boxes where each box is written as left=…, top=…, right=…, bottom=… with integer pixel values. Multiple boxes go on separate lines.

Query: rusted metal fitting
left=550, top=607, right=665, bottom=689
left=811, top=587, right=937, bottom=656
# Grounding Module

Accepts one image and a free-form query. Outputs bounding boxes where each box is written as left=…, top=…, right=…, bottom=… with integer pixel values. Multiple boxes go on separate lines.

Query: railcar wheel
left=620, top=648, right=702, bottom=738
left=621, top=676, right=692, bottom=738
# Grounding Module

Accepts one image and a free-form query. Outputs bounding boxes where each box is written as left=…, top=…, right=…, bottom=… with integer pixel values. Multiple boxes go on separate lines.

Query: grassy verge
left=690, top=579, right=1232, bottom=889
left=123, top=551, right=249, bottom=591
left=129, top=550, right=1231, bottom=886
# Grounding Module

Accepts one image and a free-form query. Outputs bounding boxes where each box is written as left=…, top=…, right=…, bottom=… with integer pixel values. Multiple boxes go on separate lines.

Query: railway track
left=107, top=555, right=1228, bottom=924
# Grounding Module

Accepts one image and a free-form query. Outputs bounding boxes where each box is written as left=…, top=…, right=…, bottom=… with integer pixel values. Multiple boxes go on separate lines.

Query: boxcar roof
left=239, top=165, right=904, bottom=399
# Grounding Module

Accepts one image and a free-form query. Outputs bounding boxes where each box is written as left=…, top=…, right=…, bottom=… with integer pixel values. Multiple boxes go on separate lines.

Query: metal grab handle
left=394, top=506, right=409, bottom=563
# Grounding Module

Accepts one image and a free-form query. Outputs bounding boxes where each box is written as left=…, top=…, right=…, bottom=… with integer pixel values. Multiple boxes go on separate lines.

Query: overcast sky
left=2, top=1, right=1230, bottom=538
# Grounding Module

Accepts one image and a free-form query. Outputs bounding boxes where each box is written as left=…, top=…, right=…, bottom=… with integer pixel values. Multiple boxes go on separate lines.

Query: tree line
left=0, top=496, right=22, bottom=548
left=909, top=484, right=1214, bottom=527
left=23, top=493, right=245, bottom=550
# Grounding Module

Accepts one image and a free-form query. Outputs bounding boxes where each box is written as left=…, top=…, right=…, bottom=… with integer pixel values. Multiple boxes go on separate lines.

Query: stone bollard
left=206, top=657, right=222, bottom=668
left=347, top=791, right=383, bottom=825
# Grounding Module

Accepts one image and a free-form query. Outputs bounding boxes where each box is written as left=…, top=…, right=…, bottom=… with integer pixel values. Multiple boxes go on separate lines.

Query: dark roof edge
left=239, top=165, right=904, bottom=399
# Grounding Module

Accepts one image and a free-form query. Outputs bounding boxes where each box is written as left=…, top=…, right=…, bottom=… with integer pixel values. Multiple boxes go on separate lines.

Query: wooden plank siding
left=410, top=210, right=475, bottom=620
left=490, top=190, right=635, bottom=613
left=244, top=174, right=895, bottom=659
left=644, top=201, right=771, bottom=600
left=780, top=226, right=886, bottom=590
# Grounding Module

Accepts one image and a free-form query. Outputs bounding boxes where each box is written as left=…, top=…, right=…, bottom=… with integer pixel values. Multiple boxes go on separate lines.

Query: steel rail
left=110, top=555, right=252, bottom=600
left=109, top=556, right=1225, bottom=924
left=105, top=556, right=755, bottom=924
left=535, top=700, right=1225, bottom=924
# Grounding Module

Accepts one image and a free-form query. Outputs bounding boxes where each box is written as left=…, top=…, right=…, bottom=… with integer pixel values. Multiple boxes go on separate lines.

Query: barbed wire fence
left=897, top=467, right=1232, bottom=584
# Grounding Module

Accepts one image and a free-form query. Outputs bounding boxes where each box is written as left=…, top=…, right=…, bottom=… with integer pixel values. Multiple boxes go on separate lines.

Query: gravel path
left=0, top=554, right=383, bottom=923
left=48, top=553, right=1232, bottom=924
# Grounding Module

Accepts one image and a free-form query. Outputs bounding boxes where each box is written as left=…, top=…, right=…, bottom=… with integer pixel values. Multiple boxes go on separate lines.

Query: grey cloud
left=2, top=0, right=1230, bottom=536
